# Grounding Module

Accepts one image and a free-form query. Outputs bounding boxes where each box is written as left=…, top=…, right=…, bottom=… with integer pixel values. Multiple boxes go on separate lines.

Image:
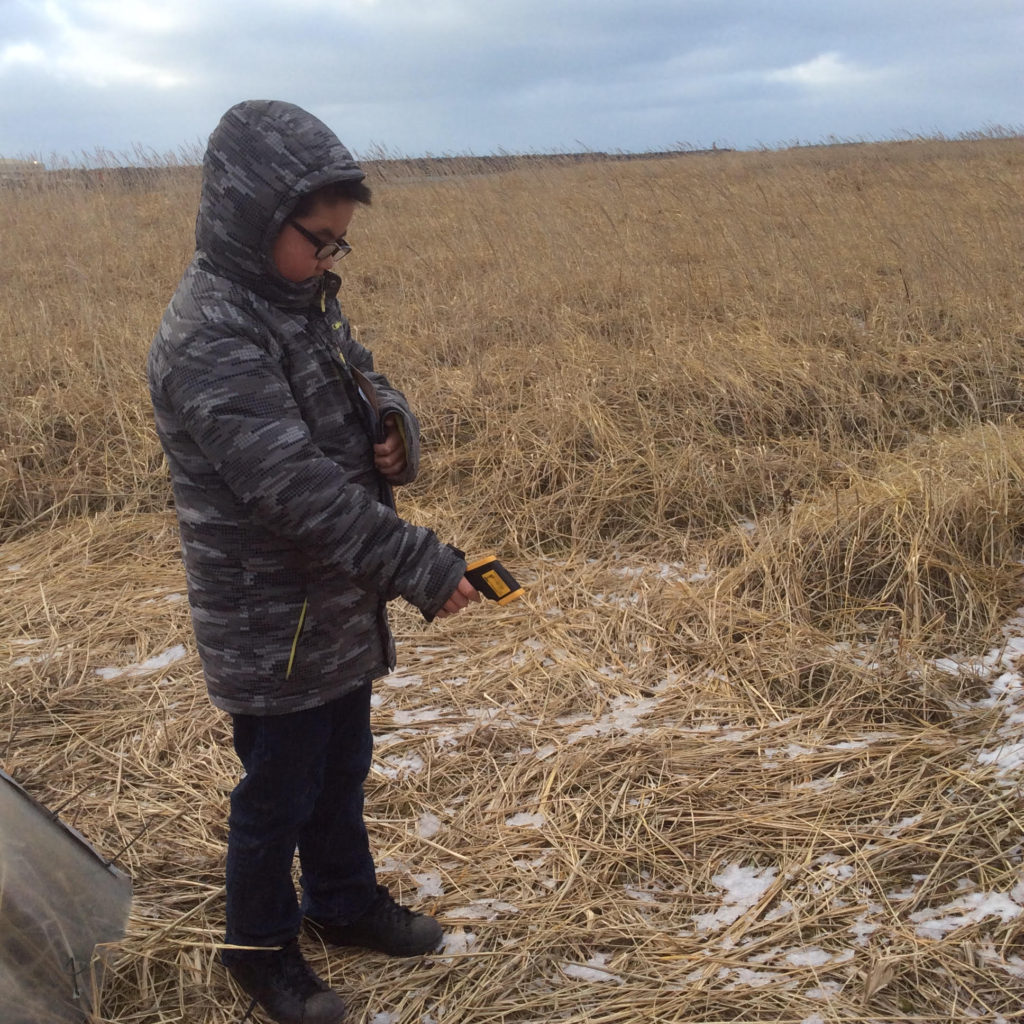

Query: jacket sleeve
left=161, top=330, right=462, bottom=617
left=344, top=333, right=421, bottom=486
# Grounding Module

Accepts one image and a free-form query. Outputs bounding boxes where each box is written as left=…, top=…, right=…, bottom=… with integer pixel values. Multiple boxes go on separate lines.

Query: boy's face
left=272, top=198, right=357, bottom=283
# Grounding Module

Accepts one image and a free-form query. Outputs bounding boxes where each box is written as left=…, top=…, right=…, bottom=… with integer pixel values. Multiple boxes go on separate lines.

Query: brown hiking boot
left=224, top=938, right=346, bottom=1024
left=305, top=885, right=444, bottom=957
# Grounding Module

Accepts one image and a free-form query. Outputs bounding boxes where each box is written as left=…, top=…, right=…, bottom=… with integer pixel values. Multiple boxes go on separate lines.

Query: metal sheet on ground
left=0, top=769, right=132, bottom=1023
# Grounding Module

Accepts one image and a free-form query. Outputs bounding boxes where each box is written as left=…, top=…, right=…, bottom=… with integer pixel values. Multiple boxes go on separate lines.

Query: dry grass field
left=2, top=136, right=1024, bottom=1022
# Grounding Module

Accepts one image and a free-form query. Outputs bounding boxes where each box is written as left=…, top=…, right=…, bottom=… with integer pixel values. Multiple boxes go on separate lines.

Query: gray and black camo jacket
left=147, top=100, right=465, bottom=715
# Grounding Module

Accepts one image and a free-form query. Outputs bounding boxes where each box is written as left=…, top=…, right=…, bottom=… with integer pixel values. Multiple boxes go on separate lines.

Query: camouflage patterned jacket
left=147, top=100, right=465, bottom=715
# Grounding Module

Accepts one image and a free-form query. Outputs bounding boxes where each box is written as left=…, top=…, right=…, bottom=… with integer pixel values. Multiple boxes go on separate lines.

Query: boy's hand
left=435, top=577, right=481, bottom=619
left=374, top=414, right=407, bottom=482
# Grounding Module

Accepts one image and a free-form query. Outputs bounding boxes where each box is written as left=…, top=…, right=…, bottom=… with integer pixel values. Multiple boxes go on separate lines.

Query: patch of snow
left=437, top=928, right=475, bottom=956
left=95, top=644, right=186, bottom=680
left=442, top=899, right=519, bottom=921
left=417, top=812, right=442, bottom=839
left=793, top=770, right=843, bottom=792
left=624, top=885, right=664, bottom=905
left=882, top=815, right=922, bottom=837
left=693, top=863, right=778, bottom=933
left=977, top=741, right=1024, bottom=777
left=910, top=892, right=1022, bottom=939
left=384, top=672, right=423, bottom=689
left=565, top=695, right=663, bottom=743
left=610, top=562, right=709, bottom=584
left=763, top=743, right=814, bottom=760
left=785, top=948, right=833, bottom=968
left=412, top=871, right=444, bottom=899
left=762, top=899, right=794, bottom=923
left=393, top=707, right=443, bottom=725
left=375, top=753, right=425, bottom=779
left=512, top=854, right=550, bottom=870
left=560, top=952, right=623, bottom=984
left=506, top=811, right=546, bottom=828
left=805, top=981, right=842, bottom=1000
left=848, top=917, right=880, bottom=945
left=714, top=729, right=757, bottom=742
left=721, top=967, right=783, bottom=989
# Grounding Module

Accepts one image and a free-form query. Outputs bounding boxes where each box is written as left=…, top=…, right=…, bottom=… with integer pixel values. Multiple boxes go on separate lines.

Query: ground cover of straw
left=2, top=137, right=1024, bottom=1022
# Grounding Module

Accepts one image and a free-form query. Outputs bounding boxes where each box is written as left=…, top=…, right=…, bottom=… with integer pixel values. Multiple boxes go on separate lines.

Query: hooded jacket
left=148, top=100, right=465, bottom=714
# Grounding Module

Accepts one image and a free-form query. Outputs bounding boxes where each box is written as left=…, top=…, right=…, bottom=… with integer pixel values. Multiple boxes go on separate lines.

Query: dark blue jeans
left=222, top=683, right=378, bottom=960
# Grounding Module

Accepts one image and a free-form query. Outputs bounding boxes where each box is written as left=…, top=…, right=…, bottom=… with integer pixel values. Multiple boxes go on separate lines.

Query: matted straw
left=2, top=136, right=1024, bottom=1022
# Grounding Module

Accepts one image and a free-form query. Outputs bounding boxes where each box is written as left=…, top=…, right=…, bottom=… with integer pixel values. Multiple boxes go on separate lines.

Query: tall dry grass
left=1, top=137, right=1024, bottom=1022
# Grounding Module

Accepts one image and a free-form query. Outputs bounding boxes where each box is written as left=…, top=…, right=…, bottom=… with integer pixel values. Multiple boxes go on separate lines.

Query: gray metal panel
left=0, top=770, right=131, bottom=1023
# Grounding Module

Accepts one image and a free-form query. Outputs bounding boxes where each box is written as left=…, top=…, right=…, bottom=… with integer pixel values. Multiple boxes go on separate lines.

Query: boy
left=148, top=100, right=478, bottom=1024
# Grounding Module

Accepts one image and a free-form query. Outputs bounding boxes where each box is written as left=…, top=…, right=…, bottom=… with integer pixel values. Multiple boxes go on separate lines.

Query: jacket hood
left=195, top=100, right=364, bottom=310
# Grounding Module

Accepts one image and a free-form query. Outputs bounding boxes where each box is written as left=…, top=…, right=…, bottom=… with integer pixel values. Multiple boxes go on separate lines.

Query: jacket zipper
left=285, top=599, right=308, bottom=680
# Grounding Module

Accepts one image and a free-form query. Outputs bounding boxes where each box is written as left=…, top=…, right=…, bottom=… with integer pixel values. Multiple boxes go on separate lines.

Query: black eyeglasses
left=288, top=219, right=352, bottom=262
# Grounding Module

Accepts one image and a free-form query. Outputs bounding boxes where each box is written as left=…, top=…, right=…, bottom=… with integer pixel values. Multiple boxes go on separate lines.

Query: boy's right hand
left=435, top=577, right=480, bottom=618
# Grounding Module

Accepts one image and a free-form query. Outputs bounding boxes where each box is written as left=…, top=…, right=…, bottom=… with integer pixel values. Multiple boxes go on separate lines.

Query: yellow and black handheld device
left=465, top=555, right=524, bottom=605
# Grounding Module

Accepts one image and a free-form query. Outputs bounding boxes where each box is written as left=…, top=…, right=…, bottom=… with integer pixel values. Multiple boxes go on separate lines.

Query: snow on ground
left=416, top=812, right=442, bottom=839
left=559, top=952, right=624, bottom=984
left=680, top=605, right=1024, bottom=988
left=10, top=637, right=58, bottom=668
left=937, top=609, right=1024, bottom=785
left=412, top=870, right=445, bottom=899
left=691, top=864, right=779, bottom=933
left=95, top=644, right=187, bottom=680
left=505, top=811, right=546, bottom=828
left=436, top=927, right=476, bottom=957
left=55, top=570, right=1024, bottom=999
left=909, top=889, right=1022, bottom=940
left=368, top=572, right=1024, bottom=994
left=15, top=639, right=191, bottom=676
left=441, top=899, right=519, bottom=922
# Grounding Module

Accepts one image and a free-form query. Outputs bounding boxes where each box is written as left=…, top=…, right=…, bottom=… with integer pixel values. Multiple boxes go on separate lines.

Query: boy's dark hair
left=293, top=179, right=373, bottom=216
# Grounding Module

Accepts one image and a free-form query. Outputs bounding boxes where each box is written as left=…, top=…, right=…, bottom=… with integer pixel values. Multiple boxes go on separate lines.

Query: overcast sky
left=1, top=0, right=1020, bottom=163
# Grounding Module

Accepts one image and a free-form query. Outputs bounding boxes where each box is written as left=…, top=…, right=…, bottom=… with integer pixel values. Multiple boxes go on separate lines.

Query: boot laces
left=275, top=939, right=327, bottom=999
left=370, top=885, right=414, bottom=926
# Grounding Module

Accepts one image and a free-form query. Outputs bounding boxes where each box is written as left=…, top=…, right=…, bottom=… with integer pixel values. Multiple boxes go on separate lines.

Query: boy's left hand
left=374, top=414, right=407, bottom=482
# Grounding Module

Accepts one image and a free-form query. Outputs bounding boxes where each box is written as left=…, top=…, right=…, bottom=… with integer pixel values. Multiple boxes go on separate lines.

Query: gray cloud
left=0, top=0, right=1019, bottom=161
